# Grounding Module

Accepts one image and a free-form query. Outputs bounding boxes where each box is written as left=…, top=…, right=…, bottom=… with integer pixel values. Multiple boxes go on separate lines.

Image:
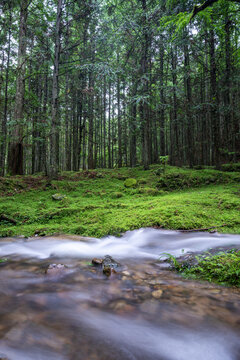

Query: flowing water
left=0, top=228, right=240, bottom=360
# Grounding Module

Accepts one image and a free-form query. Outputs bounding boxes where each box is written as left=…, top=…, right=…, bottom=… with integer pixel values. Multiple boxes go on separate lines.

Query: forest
left=0, top=1, right=240, bottom=359
left=0, top=0, right=239, bottom=177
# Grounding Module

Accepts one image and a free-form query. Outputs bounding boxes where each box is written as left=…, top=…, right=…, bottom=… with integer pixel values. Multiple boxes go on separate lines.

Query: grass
left=166, top=250, right=240, bottom=287
left=0, top=164, right=239, bottom=238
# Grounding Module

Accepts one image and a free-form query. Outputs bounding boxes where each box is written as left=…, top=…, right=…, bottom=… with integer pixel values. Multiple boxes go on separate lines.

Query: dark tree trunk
left=159, top=36, right=165, bottom=157
left=8, top=0, right=28, bottom=175
left=49, top=0, right=62, bottom=178
left=184, top=31, right=194, bottom=168
left=0, top=6, right=11, bottom=176
left=209, top=27, right=220, bottom=169
left=117, top=61, right=122, bottom=167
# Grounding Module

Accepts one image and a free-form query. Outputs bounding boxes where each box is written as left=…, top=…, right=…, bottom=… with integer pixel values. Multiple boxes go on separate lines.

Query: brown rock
left=152, top=289, right=163, bottom=299
left=92, top=258, right=103, bottom=266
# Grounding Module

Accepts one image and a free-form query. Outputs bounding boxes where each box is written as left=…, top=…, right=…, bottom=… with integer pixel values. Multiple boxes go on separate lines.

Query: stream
left=0, top=228, right=240, bottom=360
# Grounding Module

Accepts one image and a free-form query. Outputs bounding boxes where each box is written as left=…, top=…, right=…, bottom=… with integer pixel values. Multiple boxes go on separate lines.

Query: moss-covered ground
left=0, top=165, right=239, bottom=238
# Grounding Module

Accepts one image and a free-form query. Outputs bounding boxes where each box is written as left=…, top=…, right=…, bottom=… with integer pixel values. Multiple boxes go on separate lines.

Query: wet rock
left=102, top=255, right=121, bottom=277
left=103, top=266, right=117, bottom=277
left=102, top=255, right=120, bottom=269
left=121, top=270, right=131, bottom=277
left=45, top=263, right=67, bottom=277
left=152, top=289, right=163, bottom=299
left=92, top=258, right=103, bottom=266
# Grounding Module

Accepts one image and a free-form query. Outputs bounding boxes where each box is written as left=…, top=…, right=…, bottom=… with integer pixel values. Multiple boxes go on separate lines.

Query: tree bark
left=0, top=6, right=11, bottom=176
left=49, top=0, right=62, bottom=178
left=209, top=27, right=220, bottom=168
left=8, top=0, right=28, bottom=175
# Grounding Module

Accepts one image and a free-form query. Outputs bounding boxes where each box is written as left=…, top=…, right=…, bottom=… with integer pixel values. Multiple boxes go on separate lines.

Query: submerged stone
left=152, top=289, right=163, bottom=299
left=45, top=263, right=68, bottom=277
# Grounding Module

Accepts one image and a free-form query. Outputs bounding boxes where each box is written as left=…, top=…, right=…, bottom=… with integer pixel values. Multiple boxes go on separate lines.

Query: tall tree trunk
left=49, top=0, right=62, bottom=178
left=159, top=35, right=165, bottom=157
left=209, top=27, right=220, bottom=168
left=0, top=6, right=11, bottom=176
left=108, top=81, right=111, bottom=168
left=224, top=11, right=232, bottom=161
left=103, top=76, right=106, bottom=168
left=170, top=48, right=178, bottom=165
left=117, top=58, right=122, bottom=167
left=88, top=71, right=94, bottom=169
left=141, top=0, right=150, bottom=170
left=184, top=30, right=194, bottom=168
left=130, top=79, right=137, bottom=167
left=8, top=0, right=28, bottom=175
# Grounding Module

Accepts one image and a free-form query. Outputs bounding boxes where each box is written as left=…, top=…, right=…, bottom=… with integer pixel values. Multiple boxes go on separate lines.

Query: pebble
left=152, top=290, right=163, bottom=299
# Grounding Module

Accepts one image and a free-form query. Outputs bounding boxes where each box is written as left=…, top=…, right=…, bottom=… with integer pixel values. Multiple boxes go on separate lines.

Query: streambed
left=0, top=228, right=240, bottom=360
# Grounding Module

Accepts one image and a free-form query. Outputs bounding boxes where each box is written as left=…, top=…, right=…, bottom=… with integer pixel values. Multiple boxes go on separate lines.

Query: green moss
left=138, top=178, right=147, bottom=184
left=0, top=165, right=239, bottom=238
left=124, top=178, right=137, bottom=188
left=138, top=187, right=159, bottom=196
left=111, top=192, right=123, bottom=199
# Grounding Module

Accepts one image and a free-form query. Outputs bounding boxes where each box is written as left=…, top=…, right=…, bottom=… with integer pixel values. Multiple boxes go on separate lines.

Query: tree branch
left=191, top=0, right=240, bottom=21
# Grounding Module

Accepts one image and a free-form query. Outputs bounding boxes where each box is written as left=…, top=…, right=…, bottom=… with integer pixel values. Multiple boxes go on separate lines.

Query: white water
left=1, top=228, right=240, bottom=259
left=0, top=229, right=240, bottom=360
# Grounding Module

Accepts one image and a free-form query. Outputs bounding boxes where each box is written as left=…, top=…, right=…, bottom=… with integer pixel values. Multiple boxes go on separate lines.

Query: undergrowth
left=165, top=250, right=240, bottom=287
left=0, top=164, right=239, bottom=238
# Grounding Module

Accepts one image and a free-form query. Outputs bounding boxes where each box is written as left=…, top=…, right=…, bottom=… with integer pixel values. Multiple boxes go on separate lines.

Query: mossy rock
left=124, top=178, right=137, bottom=188
left=52, top=193, right=66, bottom=201
left=112, top=192, right=123, bottom=199
left=138, top=187, right=158, bottom=196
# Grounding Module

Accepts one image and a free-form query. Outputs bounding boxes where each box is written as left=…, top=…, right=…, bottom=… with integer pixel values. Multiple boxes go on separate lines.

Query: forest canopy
left=0, top=0, right=239, bottom=176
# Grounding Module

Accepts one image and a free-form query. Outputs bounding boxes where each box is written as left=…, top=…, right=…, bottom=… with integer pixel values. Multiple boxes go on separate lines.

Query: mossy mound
left=138, top=187, right=159, bottom=196
left=157, top=172, right=240, bottom=190
left=111, top=192, right=123, bottom=199
left=124, top=178, right=137, bottom=188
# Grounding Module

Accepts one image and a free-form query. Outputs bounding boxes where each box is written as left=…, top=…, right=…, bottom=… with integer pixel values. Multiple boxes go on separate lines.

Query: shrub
left=221, top=163, right=240, bottom=172
left=183, top=250, right=240, bottom=287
